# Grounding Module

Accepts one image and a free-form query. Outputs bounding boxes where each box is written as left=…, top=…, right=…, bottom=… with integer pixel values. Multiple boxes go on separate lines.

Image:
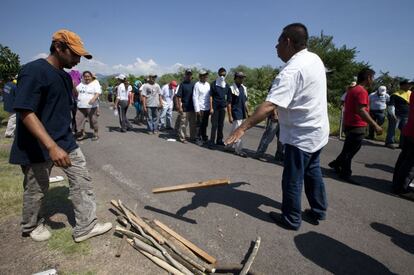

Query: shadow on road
left=43, top=186, right=75, bottom=229
left=144, top=205, right=197, bottom=224
left=365, top=163, right=394, bottom=174
left=371, top=222, right=414, bottom=254
left=294, top=231, right=395, bottom=274
left=174, top=182, right=281, bottom=223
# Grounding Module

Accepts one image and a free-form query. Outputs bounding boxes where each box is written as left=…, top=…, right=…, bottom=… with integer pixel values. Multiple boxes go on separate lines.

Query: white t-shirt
left=193, top=81, right=211, bottom=112
left=266, top=49, right=329, bottom=153
left=117, top=83, right=132, bottom=101
left=76, top=80, right=102, bottom=108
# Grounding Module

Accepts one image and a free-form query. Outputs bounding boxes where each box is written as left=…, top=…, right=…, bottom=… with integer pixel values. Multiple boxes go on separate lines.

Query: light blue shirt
left=369, top=91, right=389, bottom=111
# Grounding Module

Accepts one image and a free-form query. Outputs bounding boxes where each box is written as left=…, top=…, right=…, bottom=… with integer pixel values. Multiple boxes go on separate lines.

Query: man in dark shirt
left=208, top=67, right=230, bottom=148
left=10, top=29, right=112, bottom=242
left=227, top=72, right=249, bottom=157
left=175, top=69, right=196, bottom=143
left=3, top=75, right=17, bottom=138
left=385, top=80, right=412, bottom=149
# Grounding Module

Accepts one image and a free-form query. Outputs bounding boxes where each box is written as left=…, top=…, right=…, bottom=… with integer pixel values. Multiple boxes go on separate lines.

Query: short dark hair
left=357, top=68, right=375, bottom=83
left=281, top=23, right=309, bottom=51
left=49, top=41, right=69, bottom=54
left=218, top=67, right=226, bottom=74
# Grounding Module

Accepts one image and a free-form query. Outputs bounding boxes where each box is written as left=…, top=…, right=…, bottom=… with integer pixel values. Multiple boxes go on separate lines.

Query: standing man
left=209, top=67, right=230, bottom=148
left=160, top=80, right=177, bottom=130
left=329, top=68, right=383, bottom=182
left=193, top=70, right=211, bottom=145
left=367, top=86, right=389, bottom=140
left=227, top=72, right=249, bottom=157
left=141, top=74, right=162, bottom=134
left=9, top=29, right=112, bottom=242
left=385, top=80, right=412, bottom=149
left=226, top=23, right=329, bottom=230
left=3, top=75, right=17, bottom=138
left=176, top=69, right=196, bottom=143
left=392, top=86, right=414, bottom=194
left=114, top=74, right=133, bottom=132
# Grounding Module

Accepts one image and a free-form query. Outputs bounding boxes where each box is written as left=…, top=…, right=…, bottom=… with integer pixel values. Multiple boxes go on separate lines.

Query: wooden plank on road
left=152, top=178, right=230, bottom=194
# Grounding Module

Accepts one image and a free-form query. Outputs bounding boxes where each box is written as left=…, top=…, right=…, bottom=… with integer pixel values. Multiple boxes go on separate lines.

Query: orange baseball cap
left=52, top=29, right=92, bottom=59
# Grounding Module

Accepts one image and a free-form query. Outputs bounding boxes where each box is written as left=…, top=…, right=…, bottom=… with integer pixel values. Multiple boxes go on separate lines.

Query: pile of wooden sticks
left=111, top=199, right=218, bottom=275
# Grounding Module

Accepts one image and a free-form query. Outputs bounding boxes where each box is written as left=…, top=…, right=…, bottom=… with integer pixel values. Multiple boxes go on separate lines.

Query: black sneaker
left=302, top=209, right=324, bottom=225
left=216, top=141, right=225, bottom=146
left=328, top=160, right=341, bottom=174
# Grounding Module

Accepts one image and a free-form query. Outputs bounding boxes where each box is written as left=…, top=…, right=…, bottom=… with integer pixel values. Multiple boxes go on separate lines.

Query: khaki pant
left=176, top=112, right=197, bottom=141
left=5, top=113, right=16, bottom=137
left=21, top=148, right=97, bottom=238
left=76, top=107, right=98, bottom=132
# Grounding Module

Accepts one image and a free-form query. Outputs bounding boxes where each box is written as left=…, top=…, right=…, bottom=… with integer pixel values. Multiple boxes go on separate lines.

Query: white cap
left=116, top=74, right=126, bottom=80
left=378, top=86, right=387, bottom=93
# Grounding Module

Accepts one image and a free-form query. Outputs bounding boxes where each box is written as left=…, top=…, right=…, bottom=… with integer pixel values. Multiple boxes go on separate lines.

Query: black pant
left=197, top=111, right=210, bottom=141
left=210, top=108, right=225, bottom=144
left=333, top=128, right=366, bottom=177
left=392, top=137, right=414, bottom=193
left=118, top=100, right=132, bottom=131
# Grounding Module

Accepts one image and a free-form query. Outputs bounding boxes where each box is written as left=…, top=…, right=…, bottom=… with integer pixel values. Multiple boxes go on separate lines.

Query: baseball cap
left=148, top=73, right=158, bottom=78
left=52, top=29, right=92, bottom=59
left=169, top=80, right=178, bottom=87
left=378, top=86, right=387, bottom=93
left=185, top=69, right=192, bottom=74
left=234, top=71, right=246, bottom=78
left=199, top=70, right=208, bottom=75
left=116, top=74, right=126, bottom=80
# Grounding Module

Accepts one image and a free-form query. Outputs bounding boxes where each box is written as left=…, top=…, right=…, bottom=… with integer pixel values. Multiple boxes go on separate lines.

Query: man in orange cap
left=9, top=29, right=112, bottom=242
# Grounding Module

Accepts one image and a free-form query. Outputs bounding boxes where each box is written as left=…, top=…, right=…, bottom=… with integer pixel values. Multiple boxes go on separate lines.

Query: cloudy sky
left=1, top=0, right=413, bottom=78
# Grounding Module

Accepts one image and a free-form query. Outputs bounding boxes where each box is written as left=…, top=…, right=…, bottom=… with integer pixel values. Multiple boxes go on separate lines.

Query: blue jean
left=368, top=110, right=385, bottom=138
left=159, top=105, right=173, bottom=129
left=256, top=118, right=284, bottom=157
left=386, top=114, right=408, bottom=145
left=147, top=107, right=159, bottom=132
left=281, top=144, right=327, bottom=229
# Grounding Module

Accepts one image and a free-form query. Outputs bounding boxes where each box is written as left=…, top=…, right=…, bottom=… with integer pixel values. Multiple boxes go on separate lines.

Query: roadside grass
left=47, top=227, right=91, bottom=256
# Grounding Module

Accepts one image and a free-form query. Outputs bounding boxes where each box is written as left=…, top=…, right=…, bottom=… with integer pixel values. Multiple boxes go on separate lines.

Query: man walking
left=160, top=80, right=177, bottom=130
left=367, top=86, right=389, bottom=140
left=209, top=67, right=230, bottom=148
left=193, top=70, right=211, bottom=145
left=226, top=23, right=329, bottom=230
left=9, top=29, right=112, bottom=242
left=227, top=72, right=249, bottom=157
left=385, top=80, right=412, bottom=149
left=176, top=69, right=196, bottom=143
left=141, top=74, right=162, bottom=134
left=329, top=68, right=383, bottom=182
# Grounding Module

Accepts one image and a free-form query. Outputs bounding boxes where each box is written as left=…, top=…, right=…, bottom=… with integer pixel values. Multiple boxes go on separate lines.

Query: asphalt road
left=80, top=104, right=413, bottom=274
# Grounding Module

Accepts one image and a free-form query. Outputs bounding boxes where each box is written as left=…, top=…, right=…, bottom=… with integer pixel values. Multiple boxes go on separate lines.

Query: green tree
left=308, top=32, right=368, bottom=105
left=0, top=44, right=21, bottom=81
left=374, top=71, right=401, bottom=94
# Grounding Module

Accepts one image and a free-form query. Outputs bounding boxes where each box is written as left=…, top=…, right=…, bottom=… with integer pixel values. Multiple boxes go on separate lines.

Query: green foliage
left=0, top=44, right=21, bottom=81
left=374, top=71, right=402, bottom=94
left=48, top=227, right=91, bottom=255
left=308, top=32, right=368, bottom=106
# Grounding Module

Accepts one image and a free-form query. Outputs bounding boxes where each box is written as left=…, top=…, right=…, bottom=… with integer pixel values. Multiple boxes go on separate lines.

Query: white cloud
left=31, top=53, right=201, bottom=76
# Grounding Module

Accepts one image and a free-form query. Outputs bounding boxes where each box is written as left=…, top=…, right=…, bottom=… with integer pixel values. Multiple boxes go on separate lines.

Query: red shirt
left=344, top=85, right=369, bottom=127
left=402, top=92, right=414, bottom=138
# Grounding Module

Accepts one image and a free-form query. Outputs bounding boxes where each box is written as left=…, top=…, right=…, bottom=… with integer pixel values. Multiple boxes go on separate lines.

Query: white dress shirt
left=193, top=81, right=211, bottom=112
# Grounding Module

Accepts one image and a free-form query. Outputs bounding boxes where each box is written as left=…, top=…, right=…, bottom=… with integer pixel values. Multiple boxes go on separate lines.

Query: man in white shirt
left=141, top=74, right=162, bottom=134
left=225, top=23, right=329, bottom=230
left=368, top=86, right=389, bottom=140
left=193, top=70, right=211, bottom=145
left=114, top=74, right=133, bottom=132
left=160, top=80, right=177, bottom=130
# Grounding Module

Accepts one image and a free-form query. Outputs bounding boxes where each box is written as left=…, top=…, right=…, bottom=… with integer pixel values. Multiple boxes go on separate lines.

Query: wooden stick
left=133, top=237, right=166, bottom=261
left=115, top=226, right=153, bottom=246
left=163, top=245, right=206, bottom=275
left=153, top=219, right=217, bottom=264
left=148, top=220, right=214, bottom=273
left=115, top=223, right=130, bottom=257
left=126, top=239, right=184, bottom=275
left=111, top=200, right=165, bottom=244
left=152, top=178, right=230, bottom=194
left=240, top=236, right=261, bottom=275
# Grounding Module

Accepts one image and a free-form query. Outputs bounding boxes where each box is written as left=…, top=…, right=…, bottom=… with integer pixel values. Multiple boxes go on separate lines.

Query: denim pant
left=159, top=105, right=173, bottom=129
left=281, top=144, right=327, bottom=229
left=20, top=148, right=97, bottom=238
left=146, top=107, right=159, bottom=132
left=392, top=137, right=414, bottom=193
left=118, top=100, right=132, bottom=131
left=368, top=110, right=385, bottom=138
left=210, top=108, right=226, bottom=144
left=332, top=128, right=365, bottom=177
left=386, top=115, right=408, bottom=145
left=256, top=118, right=284, bottom=156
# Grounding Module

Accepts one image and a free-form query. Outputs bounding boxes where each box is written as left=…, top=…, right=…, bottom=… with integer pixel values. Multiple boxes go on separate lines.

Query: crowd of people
left=0, top=24, right=413, bottom=242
